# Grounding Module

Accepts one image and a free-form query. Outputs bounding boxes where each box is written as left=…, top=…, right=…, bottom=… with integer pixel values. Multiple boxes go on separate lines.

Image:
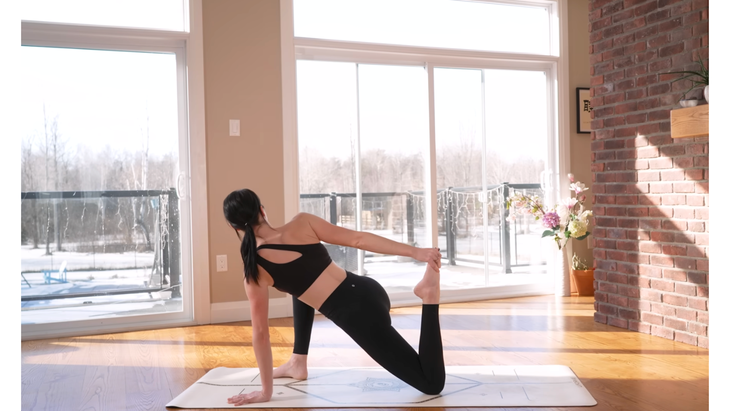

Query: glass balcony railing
left=20, top=189, right=182, bottom=312
left=299, top=183, right=547, bottom=274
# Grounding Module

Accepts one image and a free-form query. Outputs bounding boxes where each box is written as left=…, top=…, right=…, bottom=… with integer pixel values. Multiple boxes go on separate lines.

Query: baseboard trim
left=210, top=297, right=293, bottom=324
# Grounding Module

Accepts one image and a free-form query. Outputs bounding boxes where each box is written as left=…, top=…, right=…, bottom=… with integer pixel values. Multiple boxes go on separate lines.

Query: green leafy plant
left=669, top=55, right=709, bottom=101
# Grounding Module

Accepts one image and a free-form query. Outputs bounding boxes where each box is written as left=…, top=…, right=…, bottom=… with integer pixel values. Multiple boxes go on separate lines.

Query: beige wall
left=202, top=1, right=594, bottom=303
left=567, top=0, right=593, bottom=267
left=203, top=0, right=287, bottom=303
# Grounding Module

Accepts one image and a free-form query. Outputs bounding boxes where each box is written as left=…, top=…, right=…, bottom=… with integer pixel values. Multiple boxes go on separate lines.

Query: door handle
left=176, top=173, right=187, bottom=200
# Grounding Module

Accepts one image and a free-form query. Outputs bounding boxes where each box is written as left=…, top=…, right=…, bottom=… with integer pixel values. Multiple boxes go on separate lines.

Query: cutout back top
left=256, top=242, right=333, bottom=297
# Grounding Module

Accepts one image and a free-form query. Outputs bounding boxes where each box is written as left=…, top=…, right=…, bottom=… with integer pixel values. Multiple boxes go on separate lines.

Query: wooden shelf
left=671, top=104, right=709, bottom=138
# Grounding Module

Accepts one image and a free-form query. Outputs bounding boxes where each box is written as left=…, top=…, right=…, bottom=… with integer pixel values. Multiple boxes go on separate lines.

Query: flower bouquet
left=506, top=173, right=593, bottom=250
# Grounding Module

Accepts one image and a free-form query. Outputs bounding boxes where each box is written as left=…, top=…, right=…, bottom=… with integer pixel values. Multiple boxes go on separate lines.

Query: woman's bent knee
left=419, top=379, right=445, bottom=395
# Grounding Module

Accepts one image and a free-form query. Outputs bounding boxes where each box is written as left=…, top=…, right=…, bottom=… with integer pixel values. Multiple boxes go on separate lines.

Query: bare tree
left=131, top=116, right=153, bottom=250
left=40, top=106, right=66, bottom=254
left=21, top=136, right=41, bottom=248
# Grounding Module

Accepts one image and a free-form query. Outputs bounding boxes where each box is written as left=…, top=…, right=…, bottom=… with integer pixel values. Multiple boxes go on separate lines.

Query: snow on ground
left=21, top=244, right=170, bottom=323
left=21, top=244, right=154, bottom=272
left=19, top=239, right=549, bottom=325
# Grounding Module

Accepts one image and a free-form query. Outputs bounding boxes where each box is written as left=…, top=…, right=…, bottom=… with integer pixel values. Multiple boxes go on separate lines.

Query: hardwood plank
left=158, top=327, right=208, bottom=404
left=75, top=334, right=127, bottom=411
left=122, top=329, right=175, bottom=411
left=29, top=337, right=88, bottom=411
left=21, top=340, right=54, bottom=410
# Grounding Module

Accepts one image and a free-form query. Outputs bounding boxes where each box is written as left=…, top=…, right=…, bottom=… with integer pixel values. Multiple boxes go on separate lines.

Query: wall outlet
left=216, top=255, right=228, bottom=272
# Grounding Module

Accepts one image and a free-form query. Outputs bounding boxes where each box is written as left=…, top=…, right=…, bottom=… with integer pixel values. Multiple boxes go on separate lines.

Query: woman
left=223, top=189, right=445, bottom=406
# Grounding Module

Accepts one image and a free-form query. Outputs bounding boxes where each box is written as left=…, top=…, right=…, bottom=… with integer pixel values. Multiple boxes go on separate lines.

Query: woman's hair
left=223, top=189, right=263, bottom=284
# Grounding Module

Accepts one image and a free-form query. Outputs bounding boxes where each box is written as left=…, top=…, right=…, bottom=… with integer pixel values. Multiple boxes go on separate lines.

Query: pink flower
left=542, top=211, right=560, bottom=229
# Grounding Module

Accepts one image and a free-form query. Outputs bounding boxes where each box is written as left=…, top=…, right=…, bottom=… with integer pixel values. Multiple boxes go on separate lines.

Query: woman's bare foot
left=414, top=264, right=440, bottom=304
left=272, top=353, right=308, bottom=380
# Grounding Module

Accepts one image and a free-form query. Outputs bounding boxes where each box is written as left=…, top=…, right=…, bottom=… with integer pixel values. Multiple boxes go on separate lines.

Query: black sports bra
left=256, top=242, right=333, bottom=297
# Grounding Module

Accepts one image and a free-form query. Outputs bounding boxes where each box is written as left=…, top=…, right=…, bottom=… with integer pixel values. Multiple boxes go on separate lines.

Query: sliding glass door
left=357, top=65, right=429, bottom=291
left=20, top=21, right=195, bottom=338
left=296, top=61, right=556, bottom=299
left=292, top=0, right=562, bottom=301
left=296, top=61, right=430, bottom=289
left=434, top=68, right=552, bottom=291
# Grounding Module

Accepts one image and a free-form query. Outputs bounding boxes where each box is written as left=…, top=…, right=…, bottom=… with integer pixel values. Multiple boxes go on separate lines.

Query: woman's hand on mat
left=227, top=390, right=271, bottom=406
left=413, top=247, right=442, bottom=272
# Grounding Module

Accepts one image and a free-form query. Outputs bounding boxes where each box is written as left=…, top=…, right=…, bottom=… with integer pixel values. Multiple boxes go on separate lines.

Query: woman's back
left=255, top=213, right=348, bottom=310
left=256, top=242, right=333, bottom=297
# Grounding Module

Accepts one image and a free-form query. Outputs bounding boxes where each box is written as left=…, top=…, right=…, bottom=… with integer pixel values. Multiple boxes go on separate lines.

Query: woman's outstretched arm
left=303, top=213, right=441, bottom=271
left=227, top=279, right=273, bottom=406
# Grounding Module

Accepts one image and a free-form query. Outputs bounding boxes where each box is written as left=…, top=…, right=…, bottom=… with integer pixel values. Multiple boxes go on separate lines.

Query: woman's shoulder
left=291, top=212, right=322, bottom=224
left=284, top=213, right=322, bottom=240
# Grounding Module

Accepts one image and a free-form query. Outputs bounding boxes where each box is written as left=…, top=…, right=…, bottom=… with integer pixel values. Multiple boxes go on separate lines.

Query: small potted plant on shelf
left=570, top=253, right=594, bottom=297
left=506, top=173, right=594, bottom=295
left=669, top=55, right=709, bottom=103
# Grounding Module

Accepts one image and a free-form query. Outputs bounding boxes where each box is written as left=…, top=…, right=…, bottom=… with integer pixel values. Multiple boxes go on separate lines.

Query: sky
left=294, top=0, right=551, bottom=55
left=20, top=46, right=180, bottom=157
left=20, top=0, right=185, bottom=31
left=297, top=60, right=549, bottom=164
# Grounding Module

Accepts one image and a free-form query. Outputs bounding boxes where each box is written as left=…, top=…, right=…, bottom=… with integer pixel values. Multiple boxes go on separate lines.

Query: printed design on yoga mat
left=166, top=366, right=598, bottom=408
left=348, top=377, right=410, bottom=392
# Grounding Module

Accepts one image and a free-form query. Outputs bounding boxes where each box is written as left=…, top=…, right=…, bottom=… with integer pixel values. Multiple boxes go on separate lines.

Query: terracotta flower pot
left=570, top=268, right=595, bottom=296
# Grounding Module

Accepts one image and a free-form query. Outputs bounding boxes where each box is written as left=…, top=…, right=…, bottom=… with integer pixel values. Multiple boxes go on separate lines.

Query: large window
left=20, top=0, right=187, bottom=31
left=294, top=0, right=553, bottom=55
left=20, top=2, right=200, bottom=338
left=293, top=0, right=564, bottom=303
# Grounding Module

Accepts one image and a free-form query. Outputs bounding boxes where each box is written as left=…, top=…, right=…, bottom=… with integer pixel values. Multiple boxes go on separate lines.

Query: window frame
left=19, top=1, right=210, bottom=339
left=281, top=0, right=571, bottom=304
left=292, top=0, right=562, bottom=57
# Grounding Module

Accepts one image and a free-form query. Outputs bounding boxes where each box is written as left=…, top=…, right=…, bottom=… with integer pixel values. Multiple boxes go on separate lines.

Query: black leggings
left=291, top=272, right=445, bottom=395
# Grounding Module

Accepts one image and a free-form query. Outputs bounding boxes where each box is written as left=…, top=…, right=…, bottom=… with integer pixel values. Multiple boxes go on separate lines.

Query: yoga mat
left=167, top=365, right=597, bottom=408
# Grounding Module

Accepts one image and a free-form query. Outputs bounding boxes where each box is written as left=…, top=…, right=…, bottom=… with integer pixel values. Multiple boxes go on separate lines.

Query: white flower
left=567, top=173, right=575, bottom=183
left=570, top=182, right=588, bottom=194
left=578, top=209, right=593, bottom=223
left=568, top=220, right=588, bottom=238
left=556, top=204, right=570, bottom=225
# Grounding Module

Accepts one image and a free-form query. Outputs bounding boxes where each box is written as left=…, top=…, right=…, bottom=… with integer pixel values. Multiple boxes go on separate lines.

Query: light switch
left=216, top=255, right=228, bottom=272
left=229, top=119, right=240, bottom=136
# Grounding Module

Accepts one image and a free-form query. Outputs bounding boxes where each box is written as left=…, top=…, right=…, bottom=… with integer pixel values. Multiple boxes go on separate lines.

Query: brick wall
left=588, top=0, right=709, bottom=348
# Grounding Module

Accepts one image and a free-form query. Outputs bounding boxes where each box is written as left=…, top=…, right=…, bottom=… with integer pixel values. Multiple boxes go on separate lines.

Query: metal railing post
left=329, top=192, right=338, bottom=225
left=168, top=189, right=181, bottom=298
left=500, top=182, right=512, bottom=274
left=445, top=188, right=456, bottom=266
left=406, top=192, right=414, bottom=245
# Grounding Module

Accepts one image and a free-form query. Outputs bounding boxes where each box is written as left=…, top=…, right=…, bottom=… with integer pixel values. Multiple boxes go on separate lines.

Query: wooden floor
left=21, top=295, right=709, bottom=411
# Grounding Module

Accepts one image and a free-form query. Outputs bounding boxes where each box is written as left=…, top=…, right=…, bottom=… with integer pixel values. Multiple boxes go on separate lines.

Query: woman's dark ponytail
left=223, top=189, right=263, bottom=284
left=240, top=223, right=259, bottom=284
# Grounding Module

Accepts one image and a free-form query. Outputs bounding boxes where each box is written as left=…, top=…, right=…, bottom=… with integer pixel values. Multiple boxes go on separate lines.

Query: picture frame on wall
left=576, top=87, right=592, bottom=134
